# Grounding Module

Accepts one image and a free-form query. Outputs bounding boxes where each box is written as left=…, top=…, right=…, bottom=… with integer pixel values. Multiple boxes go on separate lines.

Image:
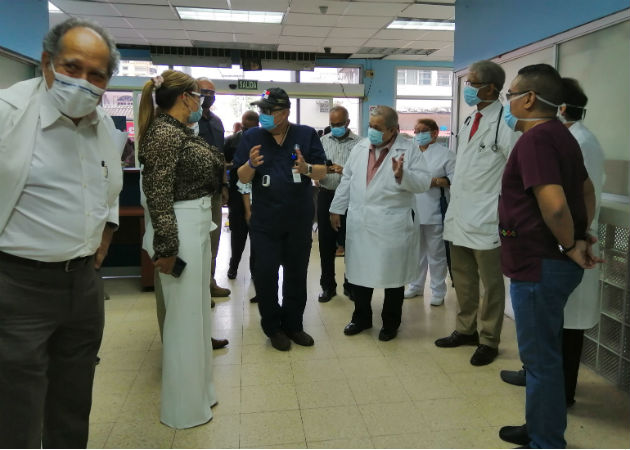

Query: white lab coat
left=564, top=121, right=605, bottom=329
left=0, top=77, right=122, bottom=233
left=414, top=142, right=456, bottom=225
left=444, top=100, right=519, bottom=249
left=330, top=134, right=432, bottom=288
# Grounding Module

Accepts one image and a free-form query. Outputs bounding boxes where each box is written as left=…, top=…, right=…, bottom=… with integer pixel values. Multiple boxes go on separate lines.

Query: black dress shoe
left=286, top=330, right=314, bottom=346
left=501, top=368, right=526, bottom=386
left=378, top=328, right=397, bottom=341
left=434, top=330, right=479, bottom=348
left=499, top=424, right=529, bottom=446
left=343, top=322, right=372, bottom=336
left=211, top=337, right=229, bottom=349
left=470, top=344, right=498, bottom=366
left=227, top=268, right=237, bottom=279
left=318, top=289, right=336, bottom=303
left=269, top=331, right=291, bottom=351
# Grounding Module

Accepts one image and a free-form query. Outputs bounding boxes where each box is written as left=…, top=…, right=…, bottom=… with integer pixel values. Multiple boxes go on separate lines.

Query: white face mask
left=46, top=63, right=105, bottom=118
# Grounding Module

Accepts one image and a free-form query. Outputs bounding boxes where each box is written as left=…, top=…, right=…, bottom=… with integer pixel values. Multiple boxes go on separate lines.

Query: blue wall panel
left=0, top=0, right=49, bottom=61
left=454, top=0, right=628, bottom=70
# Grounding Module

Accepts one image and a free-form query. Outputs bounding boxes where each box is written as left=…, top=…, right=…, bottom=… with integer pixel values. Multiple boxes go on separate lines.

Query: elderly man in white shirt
left=404, top=118, right=456, bottom=306
left=0, top=18, right=122, bottom=448
left=435, top=60, right=519, bottom=366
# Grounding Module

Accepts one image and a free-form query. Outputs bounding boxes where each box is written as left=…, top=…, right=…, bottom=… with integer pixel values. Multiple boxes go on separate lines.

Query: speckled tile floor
left=91, top=221, right=630, bottom=448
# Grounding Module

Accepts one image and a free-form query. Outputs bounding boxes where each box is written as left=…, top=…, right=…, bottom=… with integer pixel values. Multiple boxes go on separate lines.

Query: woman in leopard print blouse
left=137, top=70, right=223, bottom=429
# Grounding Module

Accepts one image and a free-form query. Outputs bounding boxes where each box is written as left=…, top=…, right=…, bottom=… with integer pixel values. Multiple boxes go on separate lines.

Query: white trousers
left=158, top=197, right=216, bottom=429
left=408, top=224, right=448, bottom=299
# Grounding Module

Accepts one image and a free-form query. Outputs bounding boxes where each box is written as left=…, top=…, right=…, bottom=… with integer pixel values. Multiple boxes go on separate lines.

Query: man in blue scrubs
left=234, top=88, right=327, bottom=351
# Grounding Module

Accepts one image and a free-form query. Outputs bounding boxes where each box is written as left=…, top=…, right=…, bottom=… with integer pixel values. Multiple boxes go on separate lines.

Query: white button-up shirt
left=0, top=90, right=112, bottom=261
left=319, top=130, right=359, bottom=191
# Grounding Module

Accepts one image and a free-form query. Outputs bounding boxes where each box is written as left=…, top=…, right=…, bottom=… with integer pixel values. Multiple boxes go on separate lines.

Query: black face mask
left=202, top=96, right=215, bottom=109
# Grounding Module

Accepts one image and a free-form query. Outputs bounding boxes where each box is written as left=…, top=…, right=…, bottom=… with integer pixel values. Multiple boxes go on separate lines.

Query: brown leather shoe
left=211, top=280, right=231, bottom=297
left=211, top=337, right=229, bottom=349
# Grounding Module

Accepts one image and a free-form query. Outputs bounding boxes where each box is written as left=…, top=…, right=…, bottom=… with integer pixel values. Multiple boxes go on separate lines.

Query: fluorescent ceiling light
left=177, top=7, right=284, bottom=24
left=49, top=1, right=62, bottom=13
left=387, top=18, right=455, bottom=31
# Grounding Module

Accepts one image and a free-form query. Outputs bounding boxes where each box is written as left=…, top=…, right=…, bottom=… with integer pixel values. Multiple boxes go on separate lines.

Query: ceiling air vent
left=357, top=47, right=438, bottom=56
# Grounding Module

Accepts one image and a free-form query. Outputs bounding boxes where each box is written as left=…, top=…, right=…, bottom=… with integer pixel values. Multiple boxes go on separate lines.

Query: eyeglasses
left=259, top=107, right=285, bottom=115
left=200, top=89, right=215, bottom=96
left=464, top=80, right=486, bottom=87
left=505, top=90, right=531, bottom=100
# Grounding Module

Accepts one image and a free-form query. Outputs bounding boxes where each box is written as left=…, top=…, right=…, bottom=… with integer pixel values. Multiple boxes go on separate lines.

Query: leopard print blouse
left=139, top=113, right=225, bottom=257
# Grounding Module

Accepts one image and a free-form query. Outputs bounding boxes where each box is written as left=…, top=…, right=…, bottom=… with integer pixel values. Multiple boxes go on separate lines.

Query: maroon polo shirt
left=498, top=119, right=589, bottom=281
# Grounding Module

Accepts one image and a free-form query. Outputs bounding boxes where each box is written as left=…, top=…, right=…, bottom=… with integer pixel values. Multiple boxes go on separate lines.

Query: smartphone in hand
left=171, top=257, right=187, bottom=278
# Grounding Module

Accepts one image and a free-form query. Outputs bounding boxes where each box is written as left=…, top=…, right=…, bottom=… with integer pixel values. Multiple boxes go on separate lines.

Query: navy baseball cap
left=250, top=88, right=291, bottom=109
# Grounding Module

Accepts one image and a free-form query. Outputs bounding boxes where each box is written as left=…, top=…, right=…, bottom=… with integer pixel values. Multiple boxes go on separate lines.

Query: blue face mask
left=259, top=113, right=276, bottom=130
left=187, top=105, right=202, bottom=124
left=367, top=127, right=384, bottom=146
left=414, top=131, right=432, bottom=147
left=330, top=126, right=347, bottom=138
left=502, top=102, right=518, bottom=131
left=463, top=84, right=487, bottom=107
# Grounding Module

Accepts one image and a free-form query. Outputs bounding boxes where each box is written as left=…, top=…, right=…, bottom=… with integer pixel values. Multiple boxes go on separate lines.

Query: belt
left=0, top=251, right=93, bottom=272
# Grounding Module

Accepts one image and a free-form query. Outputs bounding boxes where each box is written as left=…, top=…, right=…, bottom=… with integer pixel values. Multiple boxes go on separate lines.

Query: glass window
left=101, top=91, right=136, bottom=167
left=395, top=99, right=452, bottom=145
left=299, top=67, right=360, bottom=84
left=117, top=60, right=169, bottom=77
left=396, top=69, right=453, bottom=97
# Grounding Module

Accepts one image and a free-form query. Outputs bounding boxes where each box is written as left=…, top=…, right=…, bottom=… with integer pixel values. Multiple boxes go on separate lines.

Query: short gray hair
left=469, top=60, right=505, bottom=91
left=330, top=105, right=349, bottom=120
left=369, top=105, right=398, bottom=129
left=43, top=17, right=120, bottom=78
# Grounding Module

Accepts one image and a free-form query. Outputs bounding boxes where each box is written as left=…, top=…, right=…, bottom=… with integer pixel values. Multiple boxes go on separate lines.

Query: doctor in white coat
left=499, top=78, right=605, bottom=406
left=404, top=118, right=456, bottom=305
left=330, top=106, right=431, bottom=341
left=435, top=60, right=519, bottom=366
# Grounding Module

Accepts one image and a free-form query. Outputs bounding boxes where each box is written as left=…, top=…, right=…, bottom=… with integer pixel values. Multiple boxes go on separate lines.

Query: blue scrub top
left=233, top=124, right=326, bottom=231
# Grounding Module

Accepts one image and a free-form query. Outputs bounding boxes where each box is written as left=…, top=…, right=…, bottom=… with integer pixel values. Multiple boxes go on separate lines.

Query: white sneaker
left=404, top=287, right=422, bottom=298
left=430, top=297, right=444, bottom=306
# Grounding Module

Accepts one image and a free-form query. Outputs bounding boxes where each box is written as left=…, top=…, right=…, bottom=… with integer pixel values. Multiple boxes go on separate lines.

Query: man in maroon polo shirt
left=496, top=64, right=601, bottom=449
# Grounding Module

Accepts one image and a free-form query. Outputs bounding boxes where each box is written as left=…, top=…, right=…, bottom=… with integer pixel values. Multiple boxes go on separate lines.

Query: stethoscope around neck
left=455, top=104, right=503, bottom=153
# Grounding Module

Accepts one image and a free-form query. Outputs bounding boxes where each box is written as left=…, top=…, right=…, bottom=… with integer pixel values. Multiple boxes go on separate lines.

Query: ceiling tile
left=405, top=40, right=450, bottom=50
left=279, top=36, right=324, bottom=46
left=343, top=2, right=407, bottom=16
left=329, top=46, right=361, bottom=54
left=364, top=39, right=409, bottom=48
left=335, top=15, right=392, bottom=28
left=282, top=26, right=331, bottom=38
left=54, top=0, right=119, bottom=16
left=49, top=12, right=71, bottom=28
left=169, top=0, right=228, bottom=7
left=230, top=0, right=290, bottom=12
left=182, top=20, right=234, bottom=32
left=108, top=27, right=142, bottom=38
left=148, top=38, right=193, bottom=47
left=231, top=23, right=283, bottom=34
left=400, top=4, right=455, bottom=20
left=114, top=4, right=177, bottom=20
left=115, top=37, right=149, bottom=46
left=277, top=44, right=322, bottom=53
left=371, top=29, right=425, bottom=40
left=233, top=34, right=283, bottom=45
left=287, top=0, right=350, bottom=15
left=137, top=28, right=190, bottom=39
left=187, top=31, right=235, bottom=42
left=323, top=37, right=368, bottom=47
left=415, top=30, right=454, bottom=41
left=331, top=28, right=377, bottom=39
left=77, top=16, right=131, bottom=28
left=109, top=0, right=170, bottom=4
left=285, top=13, right=342, bottom=27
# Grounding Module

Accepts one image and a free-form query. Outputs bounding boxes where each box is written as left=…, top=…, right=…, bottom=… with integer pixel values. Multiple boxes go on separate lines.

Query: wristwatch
left=558, top=241, right=576, bottom=254
left=306, top=163, right=313, bottom=175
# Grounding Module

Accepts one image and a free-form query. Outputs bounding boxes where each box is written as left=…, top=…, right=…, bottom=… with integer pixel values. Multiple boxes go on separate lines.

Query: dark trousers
left=562, top=328, right=584, bottom=404
left=351, top=284, right=405, bottom=331
left=317, top=187, right=349, bottom=291
left=227, top=188, right=252, bottom=274
left=0, top=254, right=103, bottom=448
left=251, top=224, right=312, bottom=336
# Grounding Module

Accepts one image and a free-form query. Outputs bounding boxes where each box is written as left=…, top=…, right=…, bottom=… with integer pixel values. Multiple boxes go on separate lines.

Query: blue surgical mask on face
left=414, top=131, right=432, bottom=147
left=259, top=113, right=276, bottom=130
left=502, top=102, right=519, bottom=131
left=330, top=126, right=347, bottom=138
left=368, top=127, right=384, bottom=146
left=188, top=105, right=202, bottom=123
left=463, top=84, right=487, bottom=106
left=503, top=91, right=554, bottom=130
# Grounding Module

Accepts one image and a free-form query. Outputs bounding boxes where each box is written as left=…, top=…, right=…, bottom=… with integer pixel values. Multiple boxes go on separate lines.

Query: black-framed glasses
left=259, top=107, right=284, bottom=115
left=505, top=90, right=531, bottom=100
